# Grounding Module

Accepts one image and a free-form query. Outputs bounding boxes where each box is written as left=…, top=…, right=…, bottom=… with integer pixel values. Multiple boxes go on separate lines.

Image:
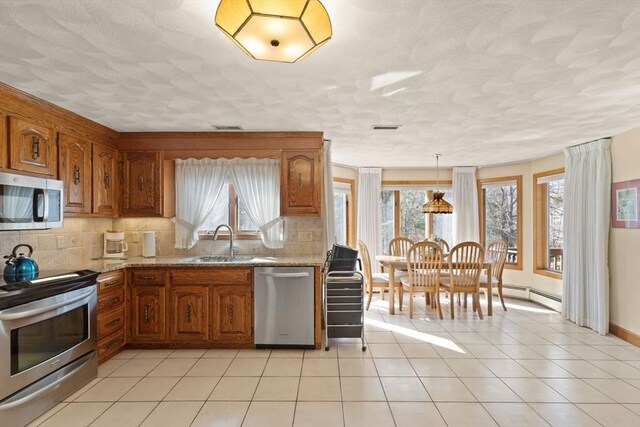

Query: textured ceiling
left=1, top=0, right=639, bottom=167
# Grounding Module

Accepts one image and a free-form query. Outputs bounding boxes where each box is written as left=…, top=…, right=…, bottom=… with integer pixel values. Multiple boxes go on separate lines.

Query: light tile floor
left=28, top=295, right=640, bottom=427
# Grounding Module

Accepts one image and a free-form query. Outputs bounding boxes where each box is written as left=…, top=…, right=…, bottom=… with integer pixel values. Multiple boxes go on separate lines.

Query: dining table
left=375, top=254, right=494, bottom=316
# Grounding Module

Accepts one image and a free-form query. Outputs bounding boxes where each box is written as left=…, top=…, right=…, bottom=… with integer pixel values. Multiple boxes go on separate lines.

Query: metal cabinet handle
left=139, top=275, right=155, bottom=280
left=227, top=305, right=234, bottom=322
left=104, top=171, right=110, bottom=189
left=104, top=336, right=122, bottom=350
left=137, top=175, right=144, bottom=191
left=102, top=279, right=120, bottom=288
left=106, top=296, right=120, bottom=306
left=105, top=318, right=121, bottom=328
left=144, top=304, right=150, bottom=323
left=186, top=304, right=191, bottom=323
left=73, top=164, right=80, bottom=185
left=32, top=135, right=40, bottom=160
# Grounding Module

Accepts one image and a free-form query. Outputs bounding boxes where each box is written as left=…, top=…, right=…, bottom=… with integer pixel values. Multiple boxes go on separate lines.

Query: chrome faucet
left=209, top=224, right=234, bottom=258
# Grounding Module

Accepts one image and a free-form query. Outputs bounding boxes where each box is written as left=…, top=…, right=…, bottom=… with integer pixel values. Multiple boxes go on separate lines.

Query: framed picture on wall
left=611, top=178, right=640, bottom=228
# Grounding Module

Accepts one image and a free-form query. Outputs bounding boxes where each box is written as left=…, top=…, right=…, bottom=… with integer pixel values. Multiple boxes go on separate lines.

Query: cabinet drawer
left=327, top=311, right=362, bottom=326
left=98, top=270, right=125, bottom=293
left=98, top=306, right=125, bottom=338
left=170, top=268, right=251, bottom=285
left=98, top=329, right=125, bottom=363
left=131, top=270, right=164, bottom=285
left=98, top=287, right=124, bottom=313
left=327, top=325, right=362, bottom=338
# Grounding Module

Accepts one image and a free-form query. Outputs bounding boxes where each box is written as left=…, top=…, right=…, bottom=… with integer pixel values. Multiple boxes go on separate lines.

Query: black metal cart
left=323, top=271, right=366, bottom=351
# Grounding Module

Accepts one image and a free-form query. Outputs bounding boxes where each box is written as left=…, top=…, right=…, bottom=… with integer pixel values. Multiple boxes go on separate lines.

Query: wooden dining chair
left=433, top=237, right=450, bottom=253
left=400, top=242, right=443, bottom=319
left=439, top=241, right=485, bottom=319
left=358, top=240, right=403, bottom=310
left=480, top=239, right=508, bottom=311
left=389, top=236, right=414, bottom=257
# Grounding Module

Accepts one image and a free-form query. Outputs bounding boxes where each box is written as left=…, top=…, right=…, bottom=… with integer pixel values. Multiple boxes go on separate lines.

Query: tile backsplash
left=0, top=217, right=324, bottom=270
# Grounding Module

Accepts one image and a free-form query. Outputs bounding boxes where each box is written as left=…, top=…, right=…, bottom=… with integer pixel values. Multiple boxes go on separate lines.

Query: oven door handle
left=0, top=353, right=91, bottom=410
left=0, top=288, right=94, bottom=321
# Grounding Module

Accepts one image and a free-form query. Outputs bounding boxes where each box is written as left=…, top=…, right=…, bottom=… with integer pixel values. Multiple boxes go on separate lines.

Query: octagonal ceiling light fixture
left=215, top=0, right=332, bottom=63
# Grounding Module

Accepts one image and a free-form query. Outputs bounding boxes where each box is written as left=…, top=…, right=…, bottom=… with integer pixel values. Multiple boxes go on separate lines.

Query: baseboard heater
left=528, top=288, right=562, bottom=312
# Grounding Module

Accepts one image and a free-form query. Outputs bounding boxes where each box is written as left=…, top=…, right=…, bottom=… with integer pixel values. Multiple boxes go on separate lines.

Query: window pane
left=200, top=183, right=230, bottom=231
left=333, top=193, right=347, bottom=245
left=547, top=179, right=564, bottom=272
left=237, top=197, right=259, bottom=231
left=431, top=190, right=453, bottom=244
left=380, top=190, right=395, bottom=254
left=399, top=190, right=427, bottom=243
left=483, top=184, right=519, bottom=263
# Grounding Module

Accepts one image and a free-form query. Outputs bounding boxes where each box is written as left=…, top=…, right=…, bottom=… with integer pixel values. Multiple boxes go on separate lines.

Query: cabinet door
left=169, top=285, right=209, bottom=341
left=129, top=285, right=166, bottom=342
left=280, top=151, right=321, bottom=215
left=121, top=151, right=162, bottom=216
left=0, top=113, right=7, bottom=169
left=59, top=133, right=91, bottom=214
left=92, top=144, right=118, bottom=216
left=211, top=284, right=252, bottom=342
left=8, top=116, right=56, bottom=176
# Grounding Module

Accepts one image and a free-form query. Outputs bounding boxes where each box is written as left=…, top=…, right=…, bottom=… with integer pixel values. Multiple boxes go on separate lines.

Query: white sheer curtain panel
left=323, top=141, right=336, bottom=251
left=174, top=158, right=228, bottom=249
left=357, top=168, right=382, bottom=261
left=452, top=166, right=479, bottom=245
left=563, top=138, right=611, bottom=335
left=229, top=158, right=284, bottom=249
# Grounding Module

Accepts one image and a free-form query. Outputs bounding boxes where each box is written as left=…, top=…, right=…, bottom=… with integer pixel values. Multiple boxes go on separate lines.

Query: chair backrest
left=357, top=240, right=373, bottom=288
left=406, top=242, right=442, bottom=288
left=448, top=241, right=484, bottom=290
left=434, top=237, right=450, bottom=253
left=485, top=239, right=508, bottom=281
left=389, top=237, right=414, bottom=256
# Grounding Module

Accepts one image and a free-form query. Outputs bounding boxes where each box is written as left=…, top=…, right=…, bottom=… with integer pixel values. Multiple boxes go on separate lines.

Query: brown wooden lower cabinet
left=129, top=285, right=166, bottom=342
left=96, top=270, right=126, bottom=364
left=126, top=267, right=253, bottom=347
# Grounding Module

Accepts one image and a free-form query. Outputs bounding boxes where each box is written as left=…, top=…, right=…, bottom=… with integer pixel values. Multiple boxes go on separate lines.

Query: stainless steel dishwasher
left=254, top=266, right=315, bottom=348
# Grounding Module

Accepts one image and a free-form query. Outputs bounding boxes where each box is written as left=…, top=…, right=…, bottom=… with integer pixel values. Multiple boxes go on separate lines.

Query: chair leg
left=475, top=293, right=483, bottom=319
left=409, top=289, right=414, bottom=319
left=498, top=282, right=507, bottom=311
left=463, top=293, right=468, bottom=308
left=366, top=286, right=373, bottom=310
left=450, top=292, right=455, bottom=319
left=380, top=290, right=385, bottom=301
left=425, top=292, right=430, bottom=306
left=399, top=287, right=404, bottom=311
left=435, top=291, right=443, bottom=320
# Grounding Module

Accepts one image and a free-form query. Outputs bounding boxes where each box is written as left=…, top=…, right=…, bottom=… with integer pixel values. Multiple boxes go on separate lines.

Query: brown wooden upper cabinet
left=92, top=144, right=118, bottom=216
left=280, top=150, right=322, bottom=216
left=8, top=116, right=56, bottom=176
left=121, top=151, right=162, bottom=216
left=0, top=113, right=7, bottom=169
left=59, top=133, right=92, bottom=214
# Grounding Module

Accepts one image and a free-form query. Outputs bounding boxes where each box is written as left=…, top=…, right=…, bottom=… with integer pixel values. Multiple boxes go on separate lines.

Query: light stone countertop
left=86, top=256, right=326, bottom=274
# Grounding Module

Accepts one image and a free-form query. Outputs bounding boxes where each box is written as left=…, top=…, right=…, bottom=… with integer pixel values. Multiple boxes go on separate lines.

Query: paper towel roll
left=142, top=231, right=156, bottom=258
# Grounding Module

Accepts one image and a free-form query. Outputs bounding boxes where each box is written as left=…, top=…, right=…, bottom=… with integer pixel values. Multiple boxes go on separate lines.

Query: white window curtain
left=323, top=141, right=335, bottom=251
left=229, top=158, right=284, bottom=249
left=174, top=159, right=229, bottom=249
left=452, top=166, right=479, bottom=245
left=357, top=168, right=382, bottom=261
left=562, top=138, right=611, bottom=335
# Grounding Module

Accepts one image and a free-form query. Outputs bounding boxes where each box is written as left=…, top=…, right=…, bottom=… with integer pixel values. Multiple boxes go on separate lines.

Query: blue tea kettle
left=4, top=244, right=39, bottom=283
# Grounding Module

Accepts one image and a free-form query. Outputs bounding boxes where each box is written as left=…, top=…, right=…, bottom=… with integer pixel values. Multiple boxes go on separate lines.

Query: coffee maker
left=103, top=231, right=128, bottom=258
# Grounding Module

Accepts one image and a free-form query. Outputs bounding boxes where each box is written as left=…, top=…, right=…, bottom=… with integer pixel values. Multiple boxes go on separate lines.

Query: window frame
left=198, top=184, right=262, bottom=240
left=333, top=177, right=356, bottom=247
left=533, top=168, right=565, bottom=279
left=477, top=175, right=523, bottom=270
left=381, top=180, right=453, bottom=252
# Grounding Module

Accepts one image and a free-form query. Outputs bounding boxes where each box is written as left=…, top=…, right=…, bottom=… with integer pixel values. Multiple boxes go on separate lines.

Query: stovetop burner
left=0, top=269, right=100, bottom=310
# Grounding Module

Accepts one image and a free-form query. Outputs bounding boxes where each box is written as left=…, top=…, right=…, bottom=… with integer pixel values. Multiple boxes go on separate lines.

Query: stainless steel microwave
left=0, top=172, right=63, bottom=230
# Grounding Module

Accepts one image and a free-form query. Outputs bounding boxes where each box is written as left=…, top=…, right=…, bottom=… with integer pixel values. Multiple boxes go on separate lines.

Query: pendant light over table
left=422, top=154, right=453, bottom=214
left=215, top=0, right=332, bottom=63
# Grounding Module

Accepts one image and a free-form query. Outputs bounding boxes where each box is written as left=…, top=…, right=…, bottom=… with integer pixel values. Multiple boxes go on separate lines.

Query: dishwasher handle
left=258, top=272, right=310, bottom=278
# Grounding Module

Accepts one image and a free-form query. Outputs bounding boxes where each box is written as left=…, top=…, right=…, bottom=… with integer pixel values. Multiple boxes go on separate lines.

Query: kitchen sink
left=188, top=256, right=255, bottom=263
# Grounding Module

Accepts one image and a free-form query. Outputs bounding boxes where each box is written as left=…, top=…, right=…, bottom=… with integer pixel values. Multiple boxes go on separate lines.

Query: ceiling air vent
left=371, top=125, right=401, bottom=131
left=211, top=125, right=243, bottom=130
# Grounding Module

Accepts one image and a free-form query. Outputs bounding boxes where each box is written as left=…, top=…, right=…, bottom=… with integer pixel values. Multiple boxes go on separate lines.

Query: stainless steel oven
left=0, top=281, right=97, bottom=427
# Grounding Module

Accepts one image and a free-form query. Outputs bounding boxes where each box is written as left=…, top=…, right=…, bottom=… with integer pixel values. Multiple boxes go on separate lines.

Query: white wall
left=609, top=127, right=640, bottom=335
